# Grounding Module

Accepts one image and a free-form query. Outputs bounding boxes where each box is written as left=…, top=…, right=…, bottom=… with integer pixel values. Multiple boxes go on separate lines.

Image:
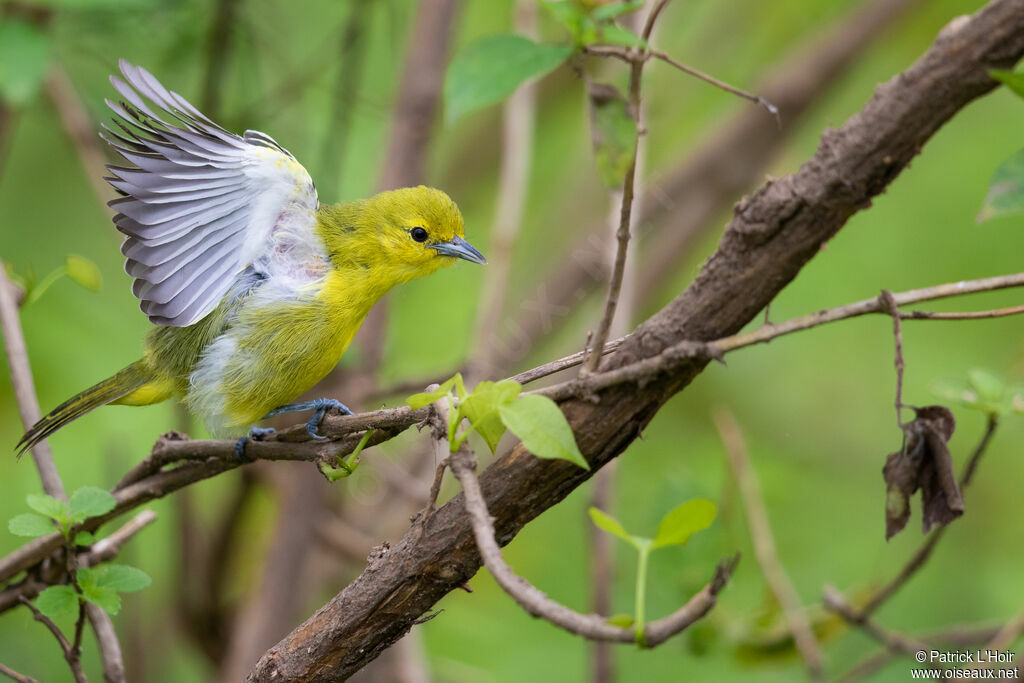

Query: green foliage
left=64, top=255, right=103, bottom=292
left=8, top=513, right=57, bottom=537
left=77, top=564, right=151, bottom=615
left=589, top=500, right=717, bottom=645
left=36, top=564, right=152, bottom=620
left=406, top=375, right=587, bottom=469
left=588, top=507, right=636, bottom=546
left=991, top=68, right=1024, bottom=100
left=445, top=35, right=572, bottom=123
left=979, top=148, right=1024, bottom=222
left=35, top=585, right=79, bottom=622
left=588, top=83, right=637, bottom=187
left=931, top=369, right=1024, bottom=418
left=68, top=486, right=117, bottom=521
left=462, top=380, right=522, bottom=453
left=651, top=499, right=717, bottom=549
left=9, top=490, right=151, bottom=623
left=7, top=487, right=116, bottom=540
left=0, top=18, right=52, bottom=106
left=542, top=0, right=647, bottom=48
left=319, top=429, right=375, bottom=482
left=498, top=394, right=589, bottom=469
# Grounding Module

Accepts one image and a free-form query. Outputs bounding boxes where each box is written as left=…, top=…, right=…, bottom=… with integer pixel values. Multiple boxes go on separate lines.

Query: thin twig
left=581, top=45, right=779, bottom=122
left=837, top=622, right=1004, bottom=682
left=822, top=585, right=928, bottom=655
left=0, top=662, right=37, bottom=683
left=880, top=290, right=906, bottom=426
left=448, top=441, right=735, bottom=646
left=0, top=262, right=65, bottom=498
left=538, top=273, right=1024, bottom=402
left=715, top=409, right=825, bottom=681
left=583, top=0, right=668, bottom=372
left=18, top=596, right=87, bottom=683
left=647, top=51, right=779, bottom=121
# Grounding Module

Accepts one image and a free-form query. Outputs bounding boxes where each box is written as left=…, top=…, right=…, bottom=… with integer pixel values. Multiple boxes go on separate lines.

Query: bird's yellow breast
left=206, top=268, right=389, bottom=432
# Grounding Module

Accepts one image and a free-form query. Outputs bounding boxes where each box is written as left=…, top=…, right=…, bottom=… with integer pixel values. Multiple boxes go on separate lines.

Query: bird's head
left=320, top=186, right=485, bottom=285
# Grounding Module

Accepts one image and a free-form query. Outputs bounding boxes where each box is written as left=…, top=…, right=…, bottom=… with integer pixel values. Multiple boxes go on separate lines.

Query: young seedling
left=589, top=499, right=717, bottom=646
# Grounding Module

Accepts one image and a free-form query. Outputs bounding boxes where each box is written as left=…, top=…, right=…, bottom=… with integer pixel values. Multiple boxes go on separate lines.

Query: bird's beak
left=431, top=235, right=487, bottom=265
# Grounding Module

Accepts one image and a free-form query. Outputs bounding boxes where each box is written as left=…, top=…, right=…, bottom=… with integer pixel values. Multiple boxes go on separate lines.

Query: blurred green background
left=2, top=0, right=1023, bottom=680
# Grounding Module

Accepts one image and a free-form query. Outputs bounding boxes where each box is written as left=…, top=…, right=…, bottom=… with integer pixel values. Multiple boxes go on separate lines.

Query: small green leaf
left=588, top=82, right=637, bottom=187
left=542, top=0, right=587, bottom=39
left=89, top=564, right=152, bottom=593
left=991, top=68, right=1024, bottom=100
left=26, top=493, right=67, bottom=521
left=979, top=148, right=1024, bottom=222
left=593, top=22, right=647, bottom=48
left=445, top=35, right=572, bottom=123
left=77, top=567, right=125, bottom=614
left=592, top=0, right=644, bottom=21
left=0, top=19, right=52, bottom=106
left=35, top=585, right=79, bottom=622
left=80, top=585, right=121, bottom=615
left=8, top=513, right=56, bottom=537
left=588, top=507, right=640, bottom=548
left=968, top=369, right=1006, bottom=403
left=461, top=379, right=522, bottom=454
left=651, top=499, right=717, bottom=549
left=406, top=375, right=461, bottom=410
left=74, top=531, right=97, bottom=546
left=68, top=487, right=116, bottom=523
left=607, top=613, right=636, bottom=628
left=499, top=394, right=589, bottom=469
left=65, top=255, right=102, bottom=292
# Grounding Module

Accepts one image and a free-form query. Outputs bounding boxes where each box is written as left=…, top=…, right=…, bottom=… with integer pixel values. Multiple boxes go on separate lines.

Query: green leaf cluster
left=407, top=374, right=588, bottom=469
left=7, top=487, right=151, bottom=620
left=36, top=564, right=151, bottom=620
left=931, top=369, right=1024, bottom=418
left=8, top=486, right=116, bottom=540
left=443, top=1, right=648, bottom=123
left=589, top=499, right=717, bottom=645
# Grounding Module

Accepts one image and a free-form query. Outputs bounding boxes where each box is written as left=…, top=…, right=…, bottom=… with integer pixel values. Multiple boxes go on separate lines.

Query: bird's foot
left=233, top=427, right=277, bottom=462
left=263, top=398, right=353, bottom=441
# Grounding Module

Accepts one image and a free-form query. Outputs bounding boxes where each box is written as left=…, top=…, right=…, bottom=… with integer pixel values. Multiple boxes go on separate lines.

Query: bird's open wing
left=102, top=60, right=320, bottom=327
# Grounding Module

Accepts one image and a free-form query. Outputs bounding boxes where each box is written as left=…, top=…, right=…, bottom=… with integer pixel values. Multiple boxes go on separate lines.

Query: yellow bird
left=17, top=60, right=485, bottom=457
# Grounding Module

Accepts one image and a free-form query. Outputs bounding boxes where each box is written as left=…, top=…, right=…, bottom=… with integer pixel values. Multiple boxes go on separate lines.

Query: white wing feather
left=103, top=60, right=322, bottom=326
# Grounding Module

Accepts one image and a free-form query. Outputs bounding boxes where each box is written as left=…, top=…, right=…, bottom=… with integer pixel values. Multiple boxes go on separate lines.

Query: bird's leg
left=233, top=427, right=277, bottom=462
left=263, top=398, right=353, bottom=440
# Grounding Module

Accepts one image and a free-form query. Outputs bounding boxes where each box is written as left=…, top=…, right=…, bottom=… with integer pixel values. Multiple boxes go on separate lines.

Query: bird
left=17, top=60, right=485, bottom=458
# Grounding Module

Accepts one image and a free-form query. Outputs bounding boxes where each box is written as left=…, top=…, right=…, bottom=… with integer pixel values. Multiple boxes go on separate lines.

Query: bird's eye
left=410, top=227, right=429, bottom=243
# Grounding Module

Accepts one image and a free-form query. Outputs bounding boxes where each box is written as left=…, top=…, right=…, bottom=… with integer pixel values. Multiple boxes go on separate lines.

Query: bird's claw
left=233, top=426, right=277, bottom=462
left=305, top=399, right=352, bottom=440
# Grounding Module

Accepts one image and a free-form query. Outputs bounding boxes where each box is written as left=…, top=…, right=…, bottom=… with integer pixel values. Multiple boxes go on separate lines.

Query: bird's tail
left=16, top=360, right=153, bottom=455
